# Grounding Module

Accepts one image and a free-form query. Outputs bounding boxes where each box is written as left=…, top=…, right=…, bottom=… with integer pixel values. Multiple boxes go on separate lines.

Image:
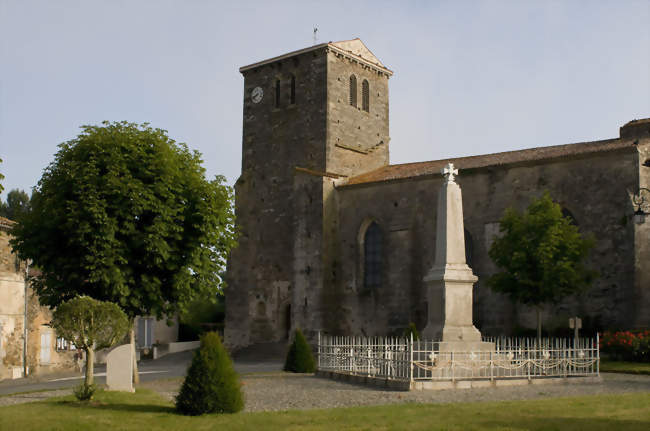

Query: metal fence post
left=451, top=351, right=455, bottom=383
left=490, top=350, right=494, bottom=381
left=318, top=331, right=321, bottom=370
left=596, top=333, right=600, bottom=376
left=409, top=333, right=414, bottom=384
left=527, top=339, right=531, bottom=381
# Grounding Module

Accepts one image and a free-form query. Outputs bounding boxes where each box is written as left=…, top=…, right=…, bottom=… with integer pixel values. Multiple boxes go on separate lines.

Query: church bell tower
left=225, top=39, right=392, bottom=349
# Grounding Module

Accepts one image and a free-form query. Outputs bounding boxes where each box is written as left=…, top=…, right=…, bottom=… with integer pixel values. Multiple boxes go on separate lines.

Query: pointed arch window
left=275, top=79, right=281, bottom=108
left=349, top=75, right=357, bottom=107
left=362, top=79, right=369, bottom=112
left=363, top=221, right=383, bottom=289
left=290, top=74, right=296, bottom=104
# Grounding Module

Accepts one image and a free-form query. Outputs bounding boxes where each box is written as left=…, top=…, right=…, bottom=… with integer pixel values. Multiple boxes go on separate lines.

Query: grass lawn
left=0, top=389, right=648, bottom=430
left=600, top=360, right=650, bottom=375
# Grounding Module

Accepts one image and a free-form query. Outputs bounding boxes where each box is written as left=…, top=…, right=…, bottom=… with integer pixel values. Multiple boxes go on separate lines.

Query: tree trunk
left=130, top=324, right=139, bottom=384
left=85, top=348, right=94, bottom=386
left=536, top=307, right=542, bottom=345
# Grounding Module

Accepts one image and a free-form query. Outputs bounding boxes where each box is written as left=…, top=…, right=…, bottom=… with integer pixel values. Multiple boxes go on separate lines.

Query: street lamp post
left=632, top=187, right=650, bottom=225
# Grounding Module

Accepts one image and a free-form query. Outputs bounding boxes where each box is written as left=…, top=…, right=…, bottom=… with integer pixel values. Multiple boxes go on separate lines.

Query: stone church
left=224, top=39, right=650, bottom=350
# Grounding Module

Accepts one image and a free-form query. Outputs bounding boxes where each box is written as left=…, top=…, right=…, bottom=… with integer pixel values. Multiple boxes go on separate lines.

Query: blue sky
left=1, top=0, right=648, bottom=199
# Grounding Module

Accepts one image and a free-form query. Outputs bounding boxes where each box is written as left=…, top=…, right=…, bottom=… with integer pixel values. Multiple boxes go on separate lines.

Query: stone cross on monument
left=442, top=163, right=458, bottom=183
left=422, top=163, right=492, bottom=351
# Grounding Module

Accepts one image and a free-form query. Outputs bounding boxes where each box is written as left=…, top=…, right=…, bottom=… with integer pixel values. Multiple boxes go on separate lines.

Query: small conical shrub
left=403, top=322, right=420, bottom=341
left=175, top=331, right=243, bottom=415
left=284, top=329, right=316, bottom=373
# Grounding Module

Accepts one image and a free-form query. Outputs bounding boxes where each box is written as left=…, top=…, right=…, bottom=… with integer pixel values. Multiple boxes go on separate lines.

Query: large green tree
left=487, top=192, right=595, bottom=339
left=0, top=189, right=31, bottom=221
left=11, top=121, right=237, bottom=381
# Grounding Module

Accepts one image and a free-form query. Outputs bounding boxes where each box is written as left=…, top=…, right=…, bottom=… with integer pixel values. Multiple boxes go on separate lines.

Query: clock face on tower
left=251, top=87, right=263, bottom=104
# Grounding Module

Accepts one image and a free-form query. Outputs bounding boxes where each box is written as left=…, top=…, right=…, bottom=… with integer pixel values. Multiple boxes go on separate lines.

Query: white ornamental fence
left=317, top=333, right=599, bottom=382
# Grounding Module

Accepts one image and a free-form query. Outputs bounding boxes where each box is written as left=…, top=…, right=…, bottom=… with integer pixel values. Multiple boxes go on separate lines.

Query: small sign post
left=569, top=317, right=582, bottom=341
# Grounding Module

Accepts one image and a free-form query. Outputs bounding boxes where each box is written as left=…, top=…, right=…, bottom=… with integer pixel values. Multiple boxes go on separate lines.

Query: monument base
left=442, top=324, right=482, bottom=343
left=438, top=340, right=495, bottom=352
left=439, top=325, right=494, bottom=355
left=433, top=340, right=496, bottom=379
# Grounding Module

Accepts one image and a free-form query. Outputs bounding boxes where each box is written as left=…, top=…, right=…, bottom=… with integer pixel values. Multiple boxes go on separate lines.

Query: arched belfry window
left=349, top=75, right=357, bottom=107
left=290, top=74, right=296, bottom=104
left=362, top=79, right=369, bottom=112
left=275, top=79, right=281, bottom=108
left=363, top=221, right=383, bottom=289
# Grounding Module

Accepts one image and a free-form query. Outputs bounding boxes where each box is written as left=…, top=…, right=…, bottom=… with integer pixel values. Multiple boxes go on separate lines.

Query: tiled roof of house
left=0, top=216, right=15, bottom=231
left=344, top=137, right=635, bottom=186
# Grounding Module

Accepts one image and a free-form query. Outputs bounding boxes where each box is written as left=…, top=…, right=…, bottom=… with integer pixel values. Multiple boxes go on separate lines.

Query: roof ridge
left=408, top=136, right=619, bottom=165
left=344, top=137, right=632, bottom=186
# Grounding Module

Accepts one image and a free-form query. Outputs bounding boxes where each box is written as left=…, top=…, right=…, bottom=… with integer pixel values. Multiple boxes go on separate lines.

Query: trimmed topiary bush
left=175, top=331, right=243, bottom=415
left=284, top=329, right=316, bottom=373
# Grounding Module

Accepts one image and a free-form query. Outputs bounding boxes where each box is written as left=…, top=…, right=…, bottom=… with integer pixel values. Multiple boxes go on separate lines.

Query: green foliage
left=403, top=322, right=420, bottom=341
left=10, top=121, right=237, bottom=319
left=179, top=293, right=225, bottom=340
left=175, top=332, right=243, bottom=415
left=52, top=296, right=129, bottom=352
left=284, top=329, right=316, bottom=373
left=73, top=383, right=97, bottom=401
left=488, top=192, right=595, bottom=308
left=0, top=189, right=31, bottom=221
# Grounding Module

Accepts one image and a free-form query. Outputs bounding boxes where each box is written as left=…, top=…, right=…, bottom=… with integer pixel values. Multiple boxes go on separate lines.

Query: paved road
left=0, top=350, right=283, bottom=396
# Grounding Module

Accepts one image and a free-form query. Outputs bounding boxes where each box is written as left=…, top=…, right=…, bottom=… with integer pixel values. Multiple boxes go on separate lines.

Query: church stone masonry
left=225, top=39, right=650, bottom=351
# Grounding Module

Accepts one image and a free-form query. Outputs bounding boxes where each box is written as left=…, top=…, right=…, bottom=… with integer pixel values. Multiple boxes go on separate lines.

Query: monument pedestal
left=422, top=263, right=485, bottom=344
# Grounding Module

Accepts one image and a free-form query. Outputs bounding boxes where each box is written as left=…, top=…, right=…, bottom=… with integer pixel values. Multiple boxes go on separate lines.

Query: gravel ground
left=3, top=373, right=649, bottom=411
left=143, top=372, right=650, bottom=412
left=0, top=389, right=72, bottom=407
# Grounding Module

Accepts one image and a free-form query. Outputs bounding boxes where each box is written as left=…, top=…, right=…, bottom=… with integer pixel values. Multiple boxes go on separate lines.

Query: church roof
left=239, top=38, right=392, bottom=75
left=344, top=137, right=636, bottom=186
